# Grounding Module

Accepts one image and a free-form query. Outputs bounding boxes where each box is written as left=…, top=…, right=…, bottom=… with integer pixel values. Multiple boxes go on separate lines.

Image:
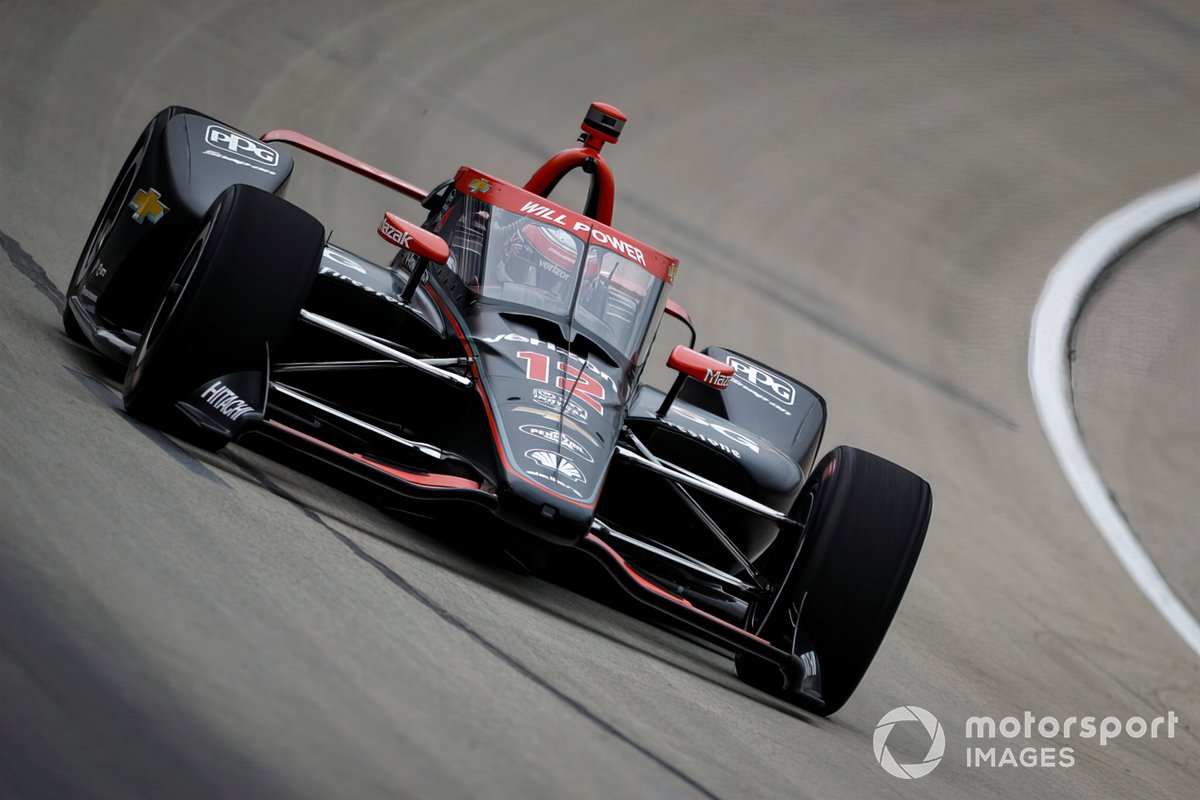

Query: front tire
left=736, top=446, right=932, bottom=715
left=123, top=184, right=324, bottom=446
left=63, top=129, right=150, bottom=344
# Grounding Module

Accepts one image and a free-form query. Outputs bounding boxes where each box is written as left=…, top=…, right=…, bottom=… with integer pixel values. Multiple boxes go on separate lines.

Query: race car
left=63, top=102, right=933, bottom=715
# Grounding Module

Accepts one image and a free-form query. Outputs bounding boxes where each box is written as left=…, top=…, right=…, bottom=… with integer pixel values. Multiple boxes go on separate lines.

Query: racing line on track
left=63, top=366, right=230, bottom=487
left=0, top=228, right=66, bottom=313
left=0, top=226, right=232, bottom=485
left=1028, top=172, right=1200, bottom=657
left=223, top=452, right=724, bottom=800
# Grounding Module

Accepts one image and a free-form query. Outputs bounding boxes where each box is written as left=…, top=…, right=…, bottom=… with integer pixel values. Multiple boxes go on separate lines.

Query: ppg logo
left=727, top=356, right=796, bottom=406
left=204, top=125, right=279, bottom=166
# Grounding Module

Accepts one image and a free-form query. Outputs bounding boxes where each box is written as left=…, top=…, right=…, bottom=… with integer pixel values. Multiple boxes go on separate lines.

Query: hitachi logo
left=200, top=381, right=254, bottom=421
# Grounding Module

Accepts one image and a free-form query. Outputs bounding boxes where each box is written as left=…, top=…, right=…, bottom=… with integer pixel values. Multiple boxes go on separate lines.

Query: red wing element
left=522, top=101, right=626, bottom=225
left=665, top=299, right=693, bottom=327
left=667, top=345, right=734, bottom=390
left=259, top=130, right=427, bottom=201
left=378, top=212, right=451, bottom=265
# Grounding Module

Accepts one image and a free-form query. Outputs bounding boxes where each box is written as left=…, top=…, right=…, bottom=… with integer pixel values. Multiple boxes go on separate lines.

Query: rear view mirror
left=377, top=212, right=450, bottom=265
left=657, top=345, right=734, bottom=416
left=667, top=345, right=733, bottom=389
left=665, top=299, right=696, bottom=348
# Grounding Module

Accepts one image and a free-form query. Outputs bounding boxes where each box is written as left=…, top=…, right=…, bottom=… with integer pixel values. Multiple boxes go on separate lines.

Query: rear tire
left=736, top=446, right=932, bottom=715
left=123, top=184, right=324, bottom=447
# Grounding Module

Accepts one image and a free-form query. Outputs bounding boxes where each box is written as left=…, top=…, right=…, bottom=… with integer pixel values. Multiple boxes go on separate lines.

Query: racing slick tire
left=63, top=128, right=151, bottom=344
left=735, top=446, right=932, bottom=715
left=122, top=184, right=324, bottom=448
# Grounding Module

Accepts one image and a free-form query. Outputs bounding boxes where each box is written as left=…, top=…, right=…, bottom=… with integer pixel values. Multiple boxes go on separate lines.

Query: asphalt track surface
left=1074, top=214, right=1200, bottom=638
left=1, top=2, right=1198, bottom=798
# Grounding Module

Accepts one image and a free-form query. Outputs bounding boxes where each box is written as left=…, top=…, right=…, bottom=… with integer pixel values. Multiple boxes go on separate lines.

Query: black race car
left=64, top=102, right=932, bottom=715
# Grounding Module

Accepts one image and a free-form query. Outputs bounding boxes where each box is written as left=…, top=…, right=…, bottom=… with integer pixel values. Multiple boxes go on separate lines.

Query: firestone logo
left=873, top=706, right=945, bottom=779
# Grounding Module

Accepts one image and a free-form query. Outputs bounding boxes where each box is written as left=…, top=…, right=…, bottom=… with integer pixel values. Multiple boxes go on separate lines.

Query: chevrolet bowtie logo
left=129, top=188, right=168, bottom=224
left=467, top=178, right=490, bottom=194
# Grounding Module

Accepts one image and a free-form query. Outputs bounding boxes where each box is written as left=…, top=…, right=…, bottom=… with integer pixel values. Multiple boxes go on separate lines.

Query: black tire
left=64, top=129, right=150, bottom=343
left=123, top=183, right=324, bottom=446
left=736, top=446, right=932, bottom=715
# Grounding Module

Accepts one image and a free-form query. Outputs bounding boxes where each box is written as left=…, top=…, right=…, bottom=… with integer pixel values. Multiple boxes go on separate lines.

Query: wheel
left=736, top=446, right=932, bottom=715
left=64, top=129, right=150, bottom=343
left=123, top=183, right=324, bottom=448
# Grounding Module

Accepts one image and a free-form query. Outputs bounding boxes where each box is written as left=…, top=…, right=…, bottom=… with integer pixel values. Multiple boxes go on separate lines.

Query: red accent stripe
left=585, top=534, right=773, bottom=645
left=586, top=535, right=694, bottom=606
left=263, top=419, right=480, bottom=491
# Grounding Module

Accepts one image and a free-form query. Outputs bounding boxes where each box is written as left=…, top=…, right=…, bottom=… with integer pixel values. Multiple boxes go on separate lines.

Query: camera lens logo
left=873, top=706, right=945, bottom=779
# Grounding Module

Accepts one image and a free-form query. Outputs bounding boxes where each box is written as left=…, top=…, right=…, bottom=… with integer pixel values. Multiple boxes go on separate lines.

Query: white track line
left=1029, top=173, right=1200, bottom=657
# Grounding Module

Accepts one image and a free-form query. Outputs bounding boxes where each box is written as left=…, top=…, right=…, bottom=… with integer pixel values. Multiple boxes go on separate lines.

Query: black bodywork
left=64, top=106, right=894, bottom=713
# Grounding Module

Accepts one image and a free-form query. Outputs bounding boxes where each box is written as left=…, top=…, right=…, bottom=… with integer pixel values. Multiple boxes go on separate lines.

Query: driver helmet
left=502, top=222, right=580, bottom=296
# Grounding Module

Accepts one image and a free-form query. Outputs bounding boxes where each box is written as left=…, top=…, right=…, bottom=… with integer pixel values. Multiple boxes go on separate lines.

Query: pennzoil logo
left=468, top=178, right=491, bottom=194
left=518, top=424, right=594, bottom=463
left=511, top=405, right=599, bottom=446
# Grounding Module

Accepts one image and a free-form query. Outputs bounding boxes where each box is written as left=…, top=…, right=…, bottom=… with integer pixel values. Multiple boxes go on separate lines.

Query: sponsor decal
left=518, top=201, right=570, bottom=227
left=476, top=332, right=620, bottom=395
left=703, top=367, right=732, bottom=388
left=322, top=247, right=368, bottom=274
left=525, top=470, right=583, bottom=498
left=517, top=350, right=606, bottom=414
left=318, top=265, right=404, bottom=307
left=727, top=356, right=796, bottom=410
left=510, top=406, right=599, bottom=445
left=518, top=424, right=594, bottom=463
left=204, top=125, right=279, bottom=166
left=128, top=188, right=168, bottom=224
left=525, top=449, right=585, bottom=484
left=201, top=148, right=278, bottom=175
left=666, top=405, right=761, bottom=459
left=379, top=217, right=414, bottom=249
left=668, top=262, right=678, bottom=283
left=517, top=200, right=646, bottom=267
left=467, top=177, right=491, bottom=194
left=583, top=227, right=646, bottom=267
left=532, top=387, right=588, bottom=423
left=200, top=380, right=255, bottom=421
left=540, top=260, right=569, bottom=281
